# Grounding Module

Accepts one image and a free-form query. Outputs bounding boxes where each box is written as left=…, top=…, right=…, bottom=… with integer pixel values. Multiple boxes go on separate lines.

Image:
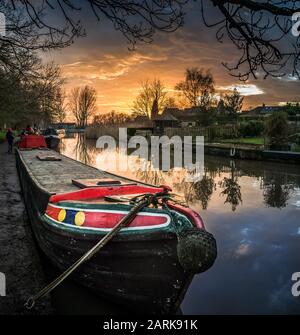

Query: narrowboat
left=16, top=145, right=217, bottom=314
left=43, top=127, right=61, bottom=149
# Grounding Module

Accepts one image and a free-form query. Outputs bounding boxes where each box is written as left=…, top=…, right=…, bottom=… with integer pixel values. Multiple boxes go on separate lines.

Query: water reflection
left=262, top=173, right=295, bottom=209
left=60, top=134, right=300, bottom=314
left=65, top=135, right=299, bottom=212
left=219, top=163, right=242, bottom=212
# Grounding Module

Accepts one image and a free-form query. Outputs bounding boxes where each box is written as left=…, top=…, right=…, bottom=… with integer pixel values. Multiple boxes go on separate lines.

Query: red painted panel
left=45, top=204, right=168, bottom=229
left=166, top=201, right=205, bottom=229
left=18, top=135, right=47, bottom=149
left=50, top=185, right=166, bottom=203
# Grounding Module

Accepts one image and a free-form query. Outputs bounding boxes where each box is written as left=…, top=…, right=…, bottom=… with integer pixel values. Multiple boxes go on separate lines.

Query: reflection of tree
left=219, top=165, right=242, bottom=212
left=58, top=137, right=66, bottom=154
left=193, top=175, right=215, bottom=210
left=135, top=159, right=166, bottom=186
left=171, top=170, right=216, bottom=209
left=134, top=155, right=217, bottom=210
left=75, top=133, right=96, bottom=166
left=262, top=174, right=294, bottom=209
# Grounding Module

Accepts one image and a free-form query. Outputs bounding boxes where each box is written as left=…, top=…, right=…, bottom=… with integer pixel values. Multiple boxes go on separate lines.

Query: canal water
left=59, top=134, right=300, bottom=314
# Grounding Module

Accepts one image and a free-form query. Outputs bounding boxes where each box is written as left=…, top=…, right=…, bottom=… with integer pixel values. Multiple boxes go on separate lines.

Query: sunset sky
left=43, top=1, right=300, bottom=118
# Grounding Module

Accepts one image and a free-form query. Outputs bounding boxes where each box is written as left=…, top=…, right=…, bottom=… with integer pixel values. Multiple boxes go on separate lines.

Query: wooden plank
left=72, top=178, right=137, bottom=188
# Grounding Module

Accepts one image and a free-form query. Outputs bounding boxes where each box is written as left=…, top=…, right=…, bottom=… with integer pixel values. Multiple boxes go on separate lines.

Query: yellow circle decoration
left=74, top=211, right=85, bottom=226
left=58, top=209, right=66, bottom=222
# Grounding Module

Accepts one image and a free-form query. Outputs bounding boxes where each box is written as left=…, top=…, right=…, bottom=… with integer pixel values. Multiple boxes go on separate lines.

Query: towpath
left=0, top=143, right=53, bottom=314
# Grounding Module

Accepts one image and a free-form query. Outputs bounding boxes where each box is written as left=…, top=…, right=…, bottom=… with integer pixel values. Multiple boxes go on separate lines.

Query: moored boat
left=17, top=134, right=47, bottom=149
left=16, top=148, right=217, bottom=314
left=43, top=127, right=60, bottom=149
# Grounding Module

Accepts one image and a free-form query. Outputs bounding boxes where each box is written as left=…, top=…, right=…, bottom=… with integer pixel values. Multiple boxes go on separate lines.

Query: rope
left=24, top=191, right=169, bottom=310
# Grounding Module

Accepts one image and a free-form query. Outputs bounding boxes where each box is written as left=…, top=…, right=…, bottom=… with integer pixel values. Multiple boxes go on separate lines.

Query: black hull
left=16, top=151, right=193, bottom=314
left=45, top=136, right=60, bottom=149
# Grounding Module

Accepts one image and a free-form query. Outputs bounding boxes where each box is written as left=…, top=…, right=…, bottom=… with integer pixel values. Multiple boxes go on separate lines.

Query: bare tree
left=201, top=0, right=300, bottom=79
left=164, top=96, right=179, bottom=109
left=31, top=63, right=64, bottom=126
left=93, top=110, right=133, bottom=126
left=53, top=88, right=67, bottom=123
left=0, top=61, right=65, bottom=127
left=2, top=1, right=300, bottom=80
left=0, top=1, right=187, bottom=61
left=70, top=85, right=97, bottom=128
left=175, top=68, right=215, bottom=108
left=132, top=79, right=168, bottom=119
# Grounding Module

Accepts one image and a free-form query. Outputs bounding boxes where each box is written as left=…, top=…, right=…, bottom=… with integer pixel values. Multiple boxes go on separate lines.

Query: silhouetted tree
left=33, top=63, right=65, bottom=126
left=265, top=111, right=289, bottom=147
left=53, top=89, right=67, bottom=123
left=224, top=88, right=244, bottom=118
left=93, top=111, right=133, bottom=125
left=2, top=1, right=300, bottom=79
left=0, top=1, right=187, bottom=72
left=164, top=97, right=179, bottom=109
left=0, top=62, right=64, bottom=127
left=201, top=0, right=300, bottom=79
left=70, top=86, right=97, bottom=128
left=175, top=68, right=215, bottom=108
left=132, top=79, right=167, bottom=119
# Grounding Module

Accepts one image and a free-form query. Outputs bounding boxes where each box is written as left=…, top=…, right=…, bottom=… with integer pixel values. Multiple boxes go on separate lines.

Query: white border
left=44, top=205, right=171, bottom=232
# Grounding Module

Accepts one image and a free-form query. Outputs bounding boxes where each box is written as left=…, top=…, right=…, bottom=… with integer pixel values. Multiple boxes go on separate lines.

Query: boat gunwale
left=16, top=149, right=55, bottom=197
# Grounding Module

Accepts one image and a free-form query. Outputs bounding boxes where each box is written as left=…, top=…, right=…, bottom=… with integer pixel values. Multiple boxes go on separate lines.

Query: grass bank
left=0, top=131, right=5, bottom=142
left=221, top=137, right=264, bottom=146
left=0, top=130, right=19, bottom=143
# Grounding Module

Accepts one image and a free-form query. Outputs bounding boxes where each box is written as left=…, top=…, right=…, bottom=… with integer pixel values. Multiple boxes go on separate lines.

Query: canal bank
left=204, top=143, right=300, bottom=163
left=0, top=143, right=52, bottom=314
left=85, top=126, right=300, bottom=164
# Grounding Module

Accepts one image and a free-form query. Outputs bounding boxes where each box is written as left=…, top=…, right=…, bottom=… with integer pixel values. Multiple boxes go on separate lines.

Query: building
left=240, top=105, right=282, bottom=120
left=160, top=107, right=201, bottom=127
left=153, top=113, right=180, bottom=131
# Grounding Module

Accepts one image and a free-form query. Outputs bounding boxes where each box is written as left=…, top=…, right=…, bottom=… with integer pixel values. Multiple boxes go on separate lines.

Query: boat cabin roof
left=18, top=149, right=135, bottom=195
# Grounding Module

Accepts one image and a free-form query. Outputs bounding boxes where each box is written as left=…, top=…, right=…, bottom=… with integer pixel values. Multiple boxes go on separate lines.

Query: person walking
left=6, top=128, right=14, bottom=153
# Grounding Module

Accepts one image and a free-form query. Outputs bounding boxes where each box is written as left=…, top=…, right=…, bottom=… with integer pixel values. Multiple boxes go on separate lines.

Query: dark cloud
left=45, top=1, right=300, bottom=114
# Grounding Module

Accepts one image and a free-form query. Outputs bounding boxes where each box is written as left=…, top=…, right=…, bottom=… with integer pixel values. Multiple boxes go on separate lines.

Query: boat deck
left=18, top=149, right=132, bottom=194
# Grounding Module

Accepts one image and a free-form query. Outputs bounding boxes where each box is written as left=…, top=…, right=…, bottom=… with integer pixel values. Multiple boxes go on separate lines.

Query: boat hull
left=44, top=135, right=60, bottom=149
left=16, top=151, right=193, bottom=314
